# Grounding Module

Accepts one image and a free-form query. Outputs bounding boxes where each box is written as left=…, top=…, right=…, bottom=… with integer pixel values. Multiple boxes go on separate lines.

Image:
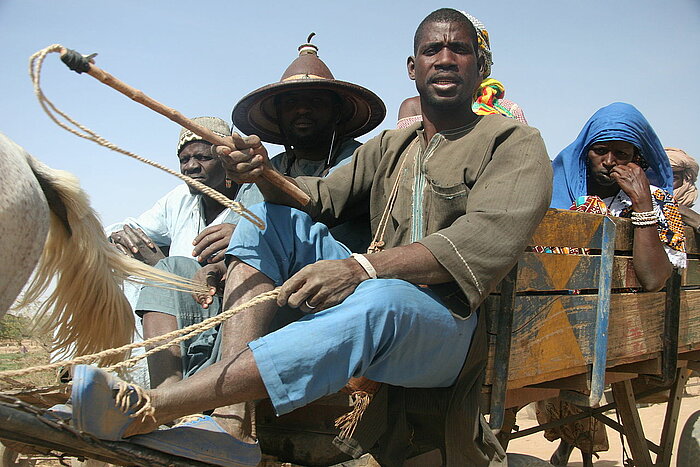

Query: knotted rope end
left=334, top=390, right=373, bottom=440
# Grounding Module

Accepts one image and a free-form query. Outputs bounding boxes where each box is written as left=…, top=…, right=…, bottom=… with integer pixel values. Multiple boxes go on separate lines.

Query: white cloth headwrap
left=666, top=147, right=698, bottom=207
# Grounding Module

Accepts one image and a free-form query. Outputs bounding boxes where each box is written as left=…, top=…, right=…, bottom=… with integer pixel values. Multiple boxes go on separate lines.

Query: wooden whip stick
left=58, top=47, right=310, bottom=206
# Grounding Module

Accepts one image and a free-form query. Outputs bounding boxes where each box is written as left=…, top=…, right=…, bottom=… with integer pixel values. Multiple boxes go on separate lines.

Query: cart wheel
left=507, top=453, right=553, bottom=466
left=678, top=410, right=700, bottom=467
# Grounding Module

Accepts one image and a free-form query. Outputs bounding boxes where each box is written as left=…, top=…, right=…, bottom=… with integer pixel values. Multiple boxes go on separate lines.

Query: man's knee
left=229, top=203, right=281, bottom=252
left=138, top=257, right=209, bottom=321
left=233, top=203, right=313, bottom=238
left=348, top=279, right=421, bottom=321
left=142, top=310, right=178, bottom=333
left=227, top=203, right=324, bottom=279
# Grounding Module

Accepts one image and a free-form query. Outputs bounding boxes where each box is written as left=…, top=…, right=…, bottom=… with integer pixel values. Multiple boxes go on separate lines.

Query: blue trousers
left=227, top=203, right=477, bottom=416
left=136, top=256, right=222, bottom=378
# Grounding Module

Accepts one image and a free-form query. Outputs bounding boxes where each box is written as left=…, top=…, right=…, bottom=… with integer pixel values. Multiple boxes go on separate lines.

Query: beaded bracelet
left=631, top=210, right=657, bottom=219
left=631, top=210, right=658, bottom=227
left=632, top=219, right=658, bottom=227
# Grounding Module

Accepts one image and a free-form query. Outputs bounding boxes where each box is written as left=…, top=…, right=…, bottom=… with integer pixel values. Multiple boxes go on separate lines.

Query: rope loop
left=28, top=44, right=264, bottom=229
left=0, top=45, right=279, bottom=391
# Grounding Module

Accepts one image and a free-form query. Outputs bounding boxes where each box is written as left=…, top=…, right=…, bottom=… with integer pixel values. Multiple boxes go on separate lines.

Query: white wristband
left=351, top=253, right=378, bottom=280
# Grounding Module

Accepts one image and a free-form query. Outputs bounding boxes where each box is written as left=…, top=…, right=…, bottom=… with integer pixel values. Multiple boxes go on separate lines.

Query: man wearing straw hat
left=69, top=8, right=549, bottom=466
left=133, top=34, right=386, bottom=435
left=229, top=32, right=385, bottom=255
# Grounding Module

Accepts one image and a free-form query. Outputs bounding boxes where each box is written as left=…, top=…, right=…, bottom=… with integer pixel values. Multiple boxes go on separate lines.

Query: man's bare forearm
left=362, top=242, right=453, bottom=284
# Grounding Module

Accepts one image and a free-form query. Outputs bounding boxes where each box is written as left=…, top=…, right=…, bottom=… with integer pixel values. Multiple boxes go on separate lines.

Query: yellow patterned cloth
left=616, top=188, right=686, bottom=256
left=460, top=11, right=493, bottom=78
left=473, top=79, right=517, bottom=120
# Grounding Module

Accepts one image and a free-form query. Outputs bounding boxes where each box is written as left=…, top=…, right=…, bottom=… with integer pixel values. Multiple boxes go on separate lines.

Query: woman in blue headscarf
left=551, top=102, right=685, bottom=290
left=540, top=103, right=686, bottom=466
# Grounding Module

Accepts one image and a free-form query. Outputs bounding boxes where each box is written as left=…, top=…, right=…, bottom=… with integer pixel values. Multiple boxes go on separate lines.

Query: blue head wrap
left=550, top=102, right=672, bottom=209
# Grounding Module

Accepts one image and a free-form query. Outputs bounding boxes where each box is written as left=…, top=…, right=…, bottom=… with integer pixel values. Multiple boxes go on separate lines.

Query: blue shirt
left=231, top=138, right=370, bottom=253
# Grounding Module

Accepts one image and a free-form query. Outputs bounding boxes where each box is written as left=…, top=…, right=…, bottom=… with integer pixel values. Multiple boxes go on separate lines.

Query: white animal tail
left=16, top=156, right=207, bottom=365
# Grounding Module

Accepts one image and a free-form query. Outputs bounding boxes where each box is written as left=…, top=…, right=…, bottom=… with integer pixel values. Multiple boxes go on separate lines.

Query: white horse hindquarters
left=0, top=133, right=49, bottom=315
left=0, top=131, right=210, bottom=366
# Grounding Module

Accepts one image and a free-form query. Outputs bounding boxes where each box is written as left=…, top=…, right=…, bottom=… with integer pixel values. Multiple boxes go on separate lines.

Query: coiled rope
left=1, top=47, right=276, bottom=391
left=0, top=45, right=278, bottom=388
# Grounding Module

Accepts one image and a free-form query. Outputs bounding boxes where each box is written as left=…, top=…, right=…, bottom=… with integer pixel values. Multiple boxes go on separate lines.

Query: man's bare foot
left=122, top=390, right=165, bottom=438
left=210, top=402, right=257, bottom=444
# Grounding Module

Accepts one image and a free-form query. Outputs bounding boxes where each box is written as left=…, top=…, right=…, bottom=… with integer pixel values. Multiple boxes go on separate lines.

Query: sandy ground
left=507, top=378, right=700, bottom=466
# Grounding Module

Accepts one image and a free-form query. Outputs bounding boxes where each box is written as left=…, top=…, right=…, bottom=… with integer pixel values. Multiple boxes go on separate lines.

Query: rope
left=367, top=140, right=414, bottom=253
left=0, top=289, right=279, bottom=381
left=0, top=45, right=278, bottom=389
left=28, top=44, right=264, bottom=230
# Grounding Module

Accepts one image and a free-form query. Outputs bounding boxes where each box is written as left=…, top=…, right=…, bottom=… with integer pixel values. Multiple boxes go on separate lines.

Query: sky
left=1, top=0, right=699, bottom=226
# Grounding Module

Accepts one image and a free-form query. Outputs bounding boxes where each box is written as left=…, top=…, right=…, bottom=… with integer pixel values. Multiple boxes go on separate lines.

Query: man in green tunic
left=69, top=8, right=552, bottom=466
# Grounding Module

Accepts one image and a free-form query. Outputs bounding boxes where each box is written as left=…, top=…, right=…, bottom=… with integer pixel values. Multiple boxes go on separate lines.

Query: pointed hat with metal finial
left=232, top=33, right=386, bottom=144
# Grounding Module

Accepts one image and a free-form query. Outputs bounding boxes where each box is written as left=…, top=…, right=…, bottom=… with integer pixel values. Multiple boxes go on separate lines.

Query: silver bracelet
left=350, top=253, right=378, bottom=280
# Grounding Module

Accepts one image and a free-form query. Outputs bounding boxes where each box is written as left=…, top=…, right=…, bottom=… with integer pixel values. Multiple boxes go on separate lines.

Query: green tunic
left=294, top=115, right=552, bottom=466
left=296, top=115, right=552, bottom=317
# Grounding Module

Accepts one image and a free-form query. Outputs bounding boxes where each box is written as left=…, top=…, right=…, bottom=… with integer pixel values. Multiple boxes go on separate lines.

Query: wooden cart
left=482, top=209, right=700, bottom=467
left=0, top=209, right=698, bottom=466
left=253, top=209, right=700, bottom=466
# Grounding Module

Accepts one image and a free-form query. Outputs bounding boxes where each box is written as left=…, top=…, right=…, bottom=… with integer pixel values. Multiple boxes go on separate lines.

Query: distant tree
left=0, top=314, right=32, bottom=344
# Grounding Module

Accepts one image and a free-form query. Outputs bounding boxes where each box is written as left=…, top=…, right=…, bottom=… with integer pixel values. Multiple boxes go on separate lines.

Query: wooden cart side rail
left=0, top=401, right=212, bottom=467
left=515, top=253, right=700, bottom=291
left=490, top=210, right=700, bottom=294
left=484, top=288, right=700, bottom=388
left=532, top=209, right=700, bottom=255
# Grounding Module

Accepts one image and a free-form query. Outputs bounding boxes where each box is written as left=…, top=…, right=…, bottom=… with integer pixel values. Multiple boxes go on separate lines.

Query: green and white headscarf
left=176, top=116, right=231, bottom=155
left=460, top=11, right=493, bottom=78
